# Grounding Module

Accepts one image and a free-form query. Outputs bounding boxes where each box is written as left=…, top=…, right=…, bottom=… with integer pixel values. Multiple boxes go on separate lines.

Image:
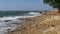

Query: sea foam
left=0, top=12, right=41, bottom=34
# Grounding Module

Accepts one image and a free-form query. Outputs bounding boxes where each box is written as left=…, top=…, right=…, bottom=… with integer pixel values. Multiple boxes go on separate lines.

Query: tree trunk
left=58, top=8, right=60, bottom=14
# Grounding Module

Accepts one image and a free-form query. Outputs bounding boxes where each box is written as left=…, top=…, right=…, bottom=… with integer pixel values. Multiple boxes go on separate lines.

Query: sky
left=0, top=0, right=53, bottom=11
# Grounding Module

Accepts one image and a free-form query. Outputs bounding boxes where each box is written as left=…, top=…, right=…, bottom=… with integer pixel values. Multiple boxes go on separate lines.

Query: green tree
left=43, top=0, right=60, bottom=13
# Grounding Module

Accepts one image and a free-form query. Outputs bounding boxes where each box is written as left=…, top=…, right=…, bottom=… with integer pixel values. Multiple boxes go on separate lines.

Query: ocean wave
left=0, top=11, right=42, bottom=34
left=27, top=12, right=41, bottom=16
left=0, top=12, right=41, bottom=21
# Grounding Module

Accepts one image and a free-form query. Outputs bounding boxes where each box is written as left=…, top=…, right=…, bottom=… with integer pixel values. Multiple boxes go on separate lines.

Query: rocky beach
left=5, top=11, right=60, bottom=34
left=0, top=0, right=60, bottom=34
left=4, top=10, right=60, bottom=34
left=0, top=11, right=42, bottom=34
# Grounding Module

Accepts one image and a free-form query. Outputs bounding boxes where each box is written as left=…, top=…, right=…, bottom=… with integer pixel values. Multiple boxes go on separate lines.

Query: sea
left=0, top=11, right=42, bottom=34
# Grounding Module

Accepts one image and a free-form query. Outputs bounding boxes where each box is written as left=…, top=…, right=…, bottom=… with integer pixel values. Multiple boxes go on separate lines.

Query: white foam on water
left=0, top=19, right=26, bottom=34
left=0, top=16, right=34, bottom=34
left=0, top=16, right=33, bottom=21
left=28, top=12, right=41, bottom=16
left=0, top=16, right=40, bottom=21
left=0, top=12, right=41, bottom=21
left=0, top=12, right=42, bottom=34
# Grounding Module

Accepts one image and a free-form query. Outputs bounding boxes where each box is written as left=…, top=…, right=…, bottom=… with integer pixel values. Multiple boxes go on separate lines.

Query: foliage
left=43, top=0, right=60, bottom=8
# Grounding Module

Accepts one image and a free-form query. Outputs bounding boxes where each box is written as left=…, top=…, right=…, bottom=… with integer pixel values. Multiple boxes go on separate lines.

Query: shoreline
left=6, top=15, right=53, bottom=34
left=0, top=11, right=42, bottom=34
left=6, top=10, right=59, bottom=34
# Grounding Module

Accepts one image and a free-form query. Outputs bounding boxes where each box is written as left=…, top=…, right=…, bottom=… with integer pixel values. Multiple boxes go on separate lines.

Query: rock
left=4, top=20, right=12, bottom=22
left=0, top=16, right=3, bottom=18
left=16, top=18, right=32, bottom=21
